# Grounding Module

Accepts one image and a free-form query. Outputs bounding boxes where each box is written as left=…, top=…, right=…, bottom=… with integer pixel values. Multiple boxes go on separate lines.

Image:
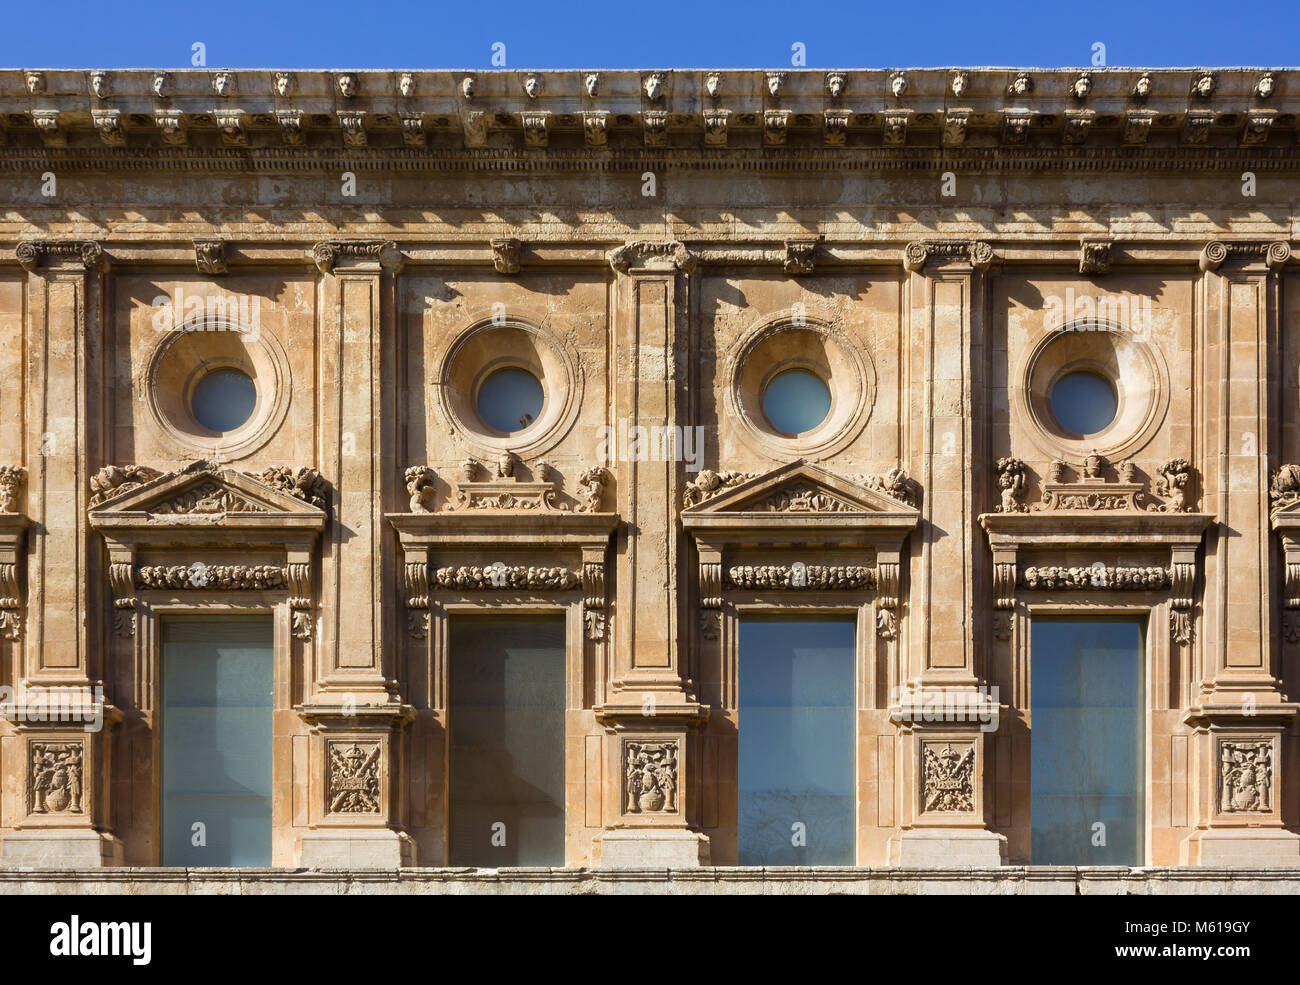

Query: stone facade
left=0, top=67, right=1298, bottom=874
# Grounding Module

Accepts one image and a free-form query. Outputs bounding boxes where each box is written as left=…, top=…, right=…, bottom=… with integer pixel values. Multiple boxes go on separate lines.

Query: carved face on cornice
left=274, top=72, right=293, bottom=97
left=765, top=72, right=784, bottom=98
left=1007, top=72, right=1032, bottom=96
left=1192, top=72, right=1215, bottom=98
left=1256, top=73, right=1275, bottom=98
left=826, top=72, right=846, bottom=98
left=644, top=72, right=665, bottom=101
left=212, top=72, right=233, bottom=97
left=890, top=72, right=908, bottom=97
left=337, top=74, right=358, bottom=98
left=523, top=73, right=542, bottom=98
left=951, top=71, right=968, bottom=97
left=462, top=75, right=476, bottom=99
left=152, top=73, right=169, bottom=98
left=25, top=71, right=44, bottom=95
left=1133, top=74, right=1152, bottom=99
left=398, top=73, right=416, bottom=98
left=90, top=72, right=109, bottom=99
left=1072, top=74, right=1092, bottom=100
left=584, top=73, right=600, bottom=98
left=705, top=72, right=721, bottom=98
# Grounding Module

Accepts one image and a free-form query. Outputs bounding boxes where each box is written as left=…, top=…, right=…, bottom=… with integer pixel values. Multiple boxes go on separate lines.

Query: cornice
left=0, top=68, right=1297, bottom=166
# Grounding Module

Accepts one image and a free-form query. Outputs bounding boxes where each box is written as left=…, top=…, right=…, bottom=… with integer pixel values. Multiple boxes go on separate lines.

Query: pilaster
left=893, top=240, right=1005, bottom=864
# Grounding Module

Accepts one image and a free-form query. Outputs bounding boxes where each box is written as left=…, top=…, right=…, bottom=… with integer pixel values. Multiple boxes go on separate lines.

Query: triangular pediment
left=89, top=461, right=327, bottom=524
left=683, top=460, right=919, bottom=516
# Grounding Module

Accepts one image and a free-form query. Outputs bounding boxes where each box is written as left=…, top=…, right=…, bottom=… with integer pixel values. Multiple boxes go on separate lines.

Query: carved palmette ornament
left=922, top=742, right=975, bottom=813
left=1219, top=741, right=1273, bottom=814
left=327, top=741, right=381, bottom=814
left=29, top=741, right=85, bottom=814
left=623, top=740, right=680, bottom=814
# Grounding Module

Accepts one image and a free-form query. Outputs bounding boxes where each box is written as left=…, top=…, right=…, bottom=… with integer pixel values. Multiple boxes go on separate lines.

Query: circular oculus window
left=476, top=366, right=546, bottom=435
left=725, top=315, right=875, bottom=461
left=1049, top=370, right=1117, bottom=436
left=762, top=368, right=832, bottom=436
left=191, top=367, right=258, bottom=433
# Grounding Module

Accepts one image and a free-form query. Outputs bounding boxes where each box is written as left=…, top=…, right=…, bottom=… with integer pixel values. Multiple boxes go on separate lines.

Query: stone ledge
left=2, top=866, right=1300, bottom=895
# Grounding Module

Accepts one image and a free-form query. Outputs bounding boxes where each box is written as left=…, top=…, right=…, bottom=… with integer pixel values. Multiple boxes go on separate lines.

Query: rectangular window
left=1030, top=616, right=1145, bottom=865
left=738, top=615, right=856, bottom=865
left=161, top=616, right=274, bottom=866
left=449, top=614, right=566, bottom=866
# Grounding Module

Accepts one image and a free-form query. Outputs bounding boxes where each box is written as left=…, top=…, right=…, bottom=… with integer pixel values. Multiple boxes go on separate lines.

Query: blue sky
left=1, top=0, right=1293, bottom=68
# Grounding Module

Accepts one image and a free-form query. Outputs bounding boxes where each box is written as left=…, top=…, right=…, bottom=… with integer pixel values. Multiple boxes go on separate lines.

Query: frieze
left=725, top=563, right=874, bottom=590
left=1020, top=564, right=1171, bottom=590
left=135, top=564, right=287, bottom=591
left=6, top=69, right=1300, bottom=159
left=433, top=564, right=578, bottom=590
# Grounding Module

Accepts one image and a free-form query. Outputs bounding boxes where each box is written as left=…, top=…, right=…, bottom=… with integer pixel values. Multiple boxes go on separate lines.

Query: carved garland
left=433, top=564, right=578, bottom=590
left=725, top=563, right=874, bottom=590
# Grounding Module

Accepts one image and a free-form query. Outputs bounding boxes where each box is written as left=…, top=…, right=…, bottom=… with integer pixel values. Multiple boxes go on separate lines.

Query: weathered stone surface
left=0, top=67, right=1297, bottom=882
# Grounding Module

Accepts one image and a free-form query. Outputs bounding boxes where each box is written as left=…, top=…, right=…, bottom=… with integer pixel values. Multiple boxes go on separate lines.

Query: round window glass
left=1050, top=371, right=1117, bottom=435
left=191, top=368, right=257, bottom=433
left=477, top=367, right=545, bottom=434
left=763, top=369, right=832, bottom=435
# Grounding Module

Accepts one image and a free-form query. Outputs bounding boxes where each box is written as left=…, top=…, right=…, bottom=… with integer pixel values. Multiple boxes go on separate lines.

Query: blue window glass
left=477, top=367, right=545, bottom=434
left=1050, top=371, right=1117, bottom=435
left=191, top=367, right=257, bottom=433
left=1031, top=617, right=1144, bottom=865
left=450, top=615, right=566, bottom=865
left=762, top=369, right=831, bottom=435
left=738, top=616, right=855, bottom=864
left=161, top=616, right=274, bottom=866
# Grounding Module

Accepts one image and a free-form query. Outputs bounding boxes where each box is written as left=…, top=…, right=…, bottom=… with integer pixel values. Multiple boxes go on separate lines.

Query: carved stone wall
left=0, top=66, right=1297, bottom=873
